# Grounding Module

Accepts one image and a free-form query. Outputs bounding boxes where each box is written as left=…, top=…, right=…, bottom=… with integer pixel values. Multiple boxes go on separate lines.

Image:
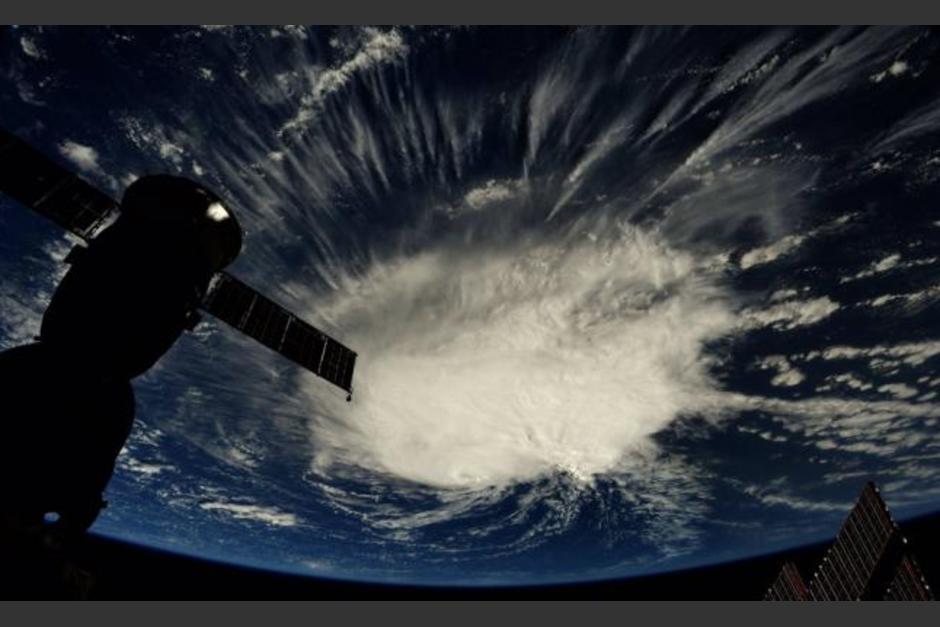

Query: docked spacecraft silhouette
left=0, top=127, right=357, bottom=538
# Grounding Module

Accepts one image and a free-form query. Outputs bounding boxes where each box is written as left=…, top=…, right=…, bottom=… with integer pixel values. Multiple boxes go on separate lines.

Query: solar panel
left=766, top=482, right=935, bottom=601
left=0, top=128, right=118, bottom=240
left=883, top=554, right=934, bottom=601
left=764, top=561, right=809, bottom=601
left=201, top=271, right=357, bottom=395
left=808, top=483, right=899, bottom=600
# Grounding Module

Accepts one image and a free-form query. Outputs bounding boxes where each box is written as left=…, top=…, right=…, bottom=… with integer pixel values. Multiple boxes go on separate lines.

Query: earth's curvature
left=1, top=26, right=939, bottom=585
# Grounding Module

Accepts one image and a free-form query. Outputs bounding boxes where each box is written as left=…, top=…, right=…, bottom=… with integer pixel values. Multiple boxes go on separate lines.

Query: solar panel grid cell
left=318, top=338, right=357, bottom=391
left=826, top=544, right=856, bottom=598
left=840, top=512, right=881, bottom=594
left=320, top=340, right=343, bottom=386
left=826, top=549, right=853, bottom=599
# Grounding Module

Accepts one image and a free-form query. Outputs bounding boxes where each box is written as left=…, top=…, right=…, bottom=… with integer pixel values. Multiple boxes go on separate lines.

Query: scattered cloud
left=826, top=373, right=873, bottom=392
left=199, top=501, right=299, bottom=527
left=870, top=59, right=909, bottom=83
left=877, top=383, right=919, bottom=400
left=20, top=35, right=45, bottom=59
left=866, top=284, right=940, bottom=310
left=120, top=117, right=187, bottom=167
left=58, top=140, right=103, bottom=175
left=739, top=214, right=855, bottom=271
left=464, top=179, right=517, bottom=210
left=0, top=237, right=73, bottom=350
left=740, top=296, right=839, bottom=331
left=438, top=179, right=527, bottom=217
left=755, top=355, right=805, bottom=387
left=122, top=457, right=174, bottom=476
left=740, top=233, right=808, bottom=270
left=819, top=341, right=940, bottom=367
left=840, top=253, right=901, bottom=283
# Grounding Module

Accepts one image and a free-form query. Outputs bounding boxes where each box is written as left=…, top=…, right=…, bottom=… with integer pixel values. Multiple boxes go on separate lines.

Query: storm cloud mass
left=1, top=26, right=939, bottom=584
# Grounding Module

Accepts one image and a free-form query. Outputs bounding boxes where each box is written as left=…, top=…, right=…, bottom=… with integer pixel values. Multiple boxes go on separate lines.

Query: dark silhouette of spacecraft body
left=0, top=128, right=357, bottom=540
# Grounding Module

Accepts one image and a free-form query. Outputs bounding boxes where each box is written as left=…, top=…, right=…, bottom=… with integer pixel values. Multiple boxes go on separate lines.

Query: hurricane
left=1, top=25, right=939, bottom=585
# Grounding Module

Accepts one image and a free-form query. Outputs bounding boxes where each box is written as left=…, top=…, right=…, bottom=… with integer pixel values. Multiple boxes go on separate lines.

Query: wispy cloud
left=740, top=482, right=851, bottom=513
left=199, top=501, right=299, bottom=527
left=280, top=28, right=409, bottom=135
left=20, top=35, right=45, bottom=60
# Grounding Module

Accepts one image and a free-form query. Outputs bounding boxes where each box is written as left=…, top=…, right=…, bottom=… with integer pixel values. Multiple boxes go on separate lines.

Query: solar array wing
left=883, top=554, right=934, bottom=601
left=0, top=128, right=118, bottom=240
left=808, top=482, right=898, bottom=600
left=0, top=127, right=359, bottom=395
left=201, top=271, right=357, bottom=395
left=764, top=561, right=810, bottom=601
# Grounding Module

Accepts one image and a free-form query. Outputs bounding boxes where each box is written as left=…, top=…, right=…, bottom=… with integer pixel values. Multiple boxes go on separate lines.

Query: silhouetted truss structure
left=764, top=482, right=933, bottom=601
